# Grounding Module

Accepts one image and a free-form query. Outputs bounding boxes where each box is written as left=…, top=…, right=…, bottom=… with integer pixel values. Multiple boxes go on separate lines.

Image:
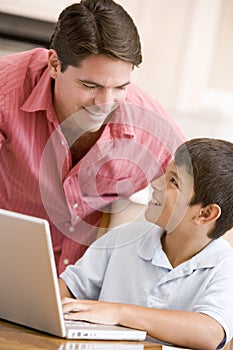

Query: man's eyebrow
left=78, top=79, right=131, bottom=88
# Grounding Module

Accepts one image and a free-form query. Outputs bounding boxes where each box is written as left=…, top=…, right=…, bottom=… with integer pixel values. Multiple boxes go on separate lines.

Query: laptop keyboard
left=65, top=320, right=98, bottom=328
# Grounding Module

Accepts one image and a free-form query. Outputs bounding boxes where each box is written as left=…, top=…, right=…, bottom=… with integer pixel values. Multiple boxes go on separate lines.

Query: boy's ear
left=194, top=204, right=221, bottom=225
left=48, top=49, right=61, bottom=78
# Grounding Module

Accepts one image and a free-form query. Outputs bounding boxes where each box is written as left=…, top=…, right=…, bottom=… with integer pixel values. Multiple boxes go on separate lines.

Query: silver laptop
left=0, top=209, right=146, bottom=341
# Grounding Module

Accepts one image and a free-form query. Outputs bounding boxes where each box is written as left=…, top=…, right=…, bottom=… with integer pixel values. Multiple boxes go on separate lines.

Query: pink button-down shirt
left=0, top=48, right=184, bottom=274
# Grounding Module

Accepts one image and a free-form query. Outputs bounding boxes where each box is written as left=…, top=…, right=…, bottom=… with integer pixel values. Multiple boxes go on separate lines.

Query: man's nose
left=94, top=87, right=114, bottom=107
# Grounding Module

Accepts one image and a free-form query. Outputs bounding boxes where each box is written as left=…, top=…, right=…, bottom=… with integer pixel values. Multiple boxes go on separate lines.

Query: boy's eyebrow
left=78, top=79, right=131, bottom=89
left=169, top=170, right=178, bottom=178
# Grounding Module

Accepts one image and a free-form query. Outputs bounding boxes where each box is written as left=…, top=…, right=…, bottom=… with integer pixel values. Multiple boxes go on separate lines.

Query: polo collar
left=137, top=225, right=164, bottom=261
left=137, top=227, right=232, bottom=271
left=192, top=238, right=232, bottom=268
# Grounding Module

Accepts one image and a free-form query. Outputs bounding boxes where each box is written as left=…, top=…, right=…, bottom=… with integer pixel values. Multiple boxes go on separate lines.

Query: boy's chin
left=144, top=211, right=160, bottom=225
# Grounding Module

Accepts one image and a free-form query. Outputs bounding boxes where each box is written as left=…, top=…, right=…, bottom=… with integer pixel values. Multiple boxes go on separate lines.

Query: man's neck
left=70, top=125, right=105, bottom=166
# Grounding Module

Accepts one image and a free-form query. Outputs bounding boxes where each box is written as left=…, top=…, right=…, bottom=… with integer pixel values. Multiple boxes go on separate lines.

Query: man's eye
left=82, top=83, right=98, bottom=90
left=115, top=86, right=127, bottom=91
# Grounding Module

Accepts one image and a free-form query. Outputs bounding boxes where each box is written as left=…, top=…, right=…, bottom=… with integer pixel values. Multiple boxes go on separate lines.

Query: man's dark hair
left=50, top=0, right=142, bottom=72
left=174, top=138, right=233, bottom=239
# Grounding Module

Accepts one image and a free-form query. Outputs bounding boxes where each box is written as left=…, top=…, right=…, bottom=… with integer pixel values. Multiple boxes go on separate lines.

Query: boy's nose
left=151, top=175, right=164, bottom=191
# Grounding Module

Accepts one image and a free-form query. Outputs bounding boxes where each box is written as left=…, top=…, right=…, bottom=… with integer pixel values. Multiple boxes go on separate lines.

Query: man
left=0, top=0, right=183, bottom=274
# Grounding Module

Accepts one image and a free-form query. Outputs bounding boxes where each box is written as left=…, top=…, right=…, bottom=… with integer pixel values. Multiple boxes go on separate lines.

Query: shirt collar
left=20, top=67, right=54, bottom=120
left=137, top=225, right=164, bottom=261
left=193, top=238, right=232, bottom=268
left=20, top=70, right=136, bottom=135
left=137, top=227, right=232, bottom=270
left=104, top=103, right=136, bottom=138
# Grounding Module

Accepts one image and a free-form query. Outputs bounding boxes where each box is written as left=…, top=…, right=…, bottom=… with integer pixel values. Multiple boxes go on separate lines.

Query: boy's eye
left=170, top=177, right=179, bottom=188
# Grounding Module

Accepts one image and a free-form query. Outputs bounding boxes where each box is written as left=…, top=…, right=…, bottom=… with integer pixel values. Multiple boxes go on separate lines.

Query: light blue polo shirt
left=60, top=222, right=233, bottom=348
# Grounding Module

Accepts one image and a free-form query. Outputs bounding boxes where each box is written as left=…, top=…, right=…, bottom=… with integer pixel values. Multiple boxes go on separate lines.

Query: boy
left=59, top=138, right=233, bottom=350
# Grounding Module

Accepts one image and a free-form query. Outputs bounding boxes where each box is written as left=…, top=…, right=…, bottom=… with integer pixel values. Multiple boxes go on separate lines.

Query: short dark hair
left=50, top=0, right=142, bottom=72
left=174, top=138, right=233, bottom=239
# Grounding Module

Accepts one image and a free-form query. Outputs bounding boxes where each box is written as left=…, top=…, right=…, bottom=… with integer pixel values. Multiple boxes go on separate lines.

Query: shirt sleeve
left=59, top=231, right=115, bottom=300
left=193, top=253, right=233, bottom=348
left=0, top=94, right=7, bottom=149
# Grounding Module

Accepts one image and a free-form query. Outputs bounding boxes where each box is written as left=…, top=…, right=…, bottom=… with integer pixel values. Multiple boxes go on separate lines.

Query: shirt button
left=61, top=140, right=65, bottom=146
left=73, top=203, right=79, bottom=209
left=63, top=259, right=69, bottom=265
left=69, top=226, right=74, bottom=232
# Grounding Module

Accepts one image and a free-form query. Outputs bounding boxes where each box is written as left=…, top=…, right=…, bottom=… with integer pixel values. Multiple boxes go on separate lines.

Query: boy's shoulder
left=195, top=237, right=233, bottom=271
left=92, top=222, right=164, bottom=250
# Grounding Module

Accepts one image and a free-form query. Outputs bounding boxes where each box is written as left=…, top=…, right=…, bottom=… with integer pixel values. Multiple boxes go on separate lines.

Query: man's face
left=145, top=161, right=197, bottom=232
left=48, top=50, right=133, bottom=132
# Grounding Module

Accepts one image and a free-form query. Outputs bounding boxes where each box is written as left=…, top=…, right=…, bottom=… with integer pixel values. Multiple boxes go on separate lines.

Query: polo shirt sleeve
left=59, top=229, right=116, bottom=300
left=193, top=252, right=233, bottom=348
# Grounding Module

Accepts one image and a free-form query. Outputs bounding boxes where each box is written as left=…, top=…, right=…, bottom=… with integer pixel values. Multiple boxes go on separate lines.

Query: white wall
left=0, top=0, right=232, bottom=141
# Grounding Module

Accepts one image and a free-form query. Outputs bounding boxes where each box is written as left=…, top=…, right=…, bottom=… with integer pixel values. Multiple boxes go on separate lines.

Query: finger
left=62, top=301, right=91, bottom=313
left=61, top=296, right=75, bottom=305
left=64, top=310, right=92, bottom=323
left=61, top=297, right=95, bottom=305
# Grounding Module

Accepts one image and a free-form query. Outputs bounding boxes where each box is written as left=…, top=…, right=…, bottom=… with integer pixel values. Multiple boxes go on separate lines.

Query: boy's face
left=145, top=161, right=196, bottom=232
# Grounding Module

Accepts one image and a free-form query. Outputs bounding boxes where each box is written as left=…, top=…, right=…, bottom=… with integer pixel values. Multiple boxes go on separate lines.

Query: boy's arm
left=61, top=298, right=224, bottom=350
left=119, top=304, right=224, bottom=350
left=58, top=278, right=74, bottom=298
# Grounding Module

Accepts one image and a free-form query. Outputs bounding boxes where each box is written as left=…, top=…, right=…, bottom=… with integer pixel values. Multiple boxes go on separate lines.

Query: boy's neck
left=161, top=231, right=212, bottom=268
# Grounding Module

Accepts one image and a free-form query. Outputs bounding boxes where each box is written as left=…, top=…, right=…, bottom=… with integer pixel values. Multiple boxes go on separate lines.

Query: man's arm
left=61, top=298, right=225, bottom=350
left=108, top=186, right=152, bottom=230
left=107, top=201, right=146, bottom=230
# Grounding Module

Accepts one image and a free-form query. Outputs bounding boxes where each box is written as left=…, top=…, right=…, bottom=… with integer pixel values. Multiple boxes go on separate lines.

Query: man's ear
left=48, top=49, right=61, bottom=78
left=194, top=204, right=221, bottom=225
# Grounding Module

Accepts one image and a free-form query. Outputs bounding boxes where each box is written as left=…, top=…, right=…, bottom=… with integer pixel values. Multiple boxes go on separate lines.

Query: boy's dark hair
left=174, top=138, right=233, bottom=239
left=50, top=0, right=142, bottom=72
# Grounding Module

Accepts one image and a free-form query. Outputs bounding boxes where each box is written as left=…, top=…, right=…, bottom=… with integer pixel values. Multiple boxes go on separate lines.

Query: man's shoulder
left=126, top=83, right=183, bottom=133
left=0, top=47, right=48, bottom=67
left=0, top=48, right=48, bottom=94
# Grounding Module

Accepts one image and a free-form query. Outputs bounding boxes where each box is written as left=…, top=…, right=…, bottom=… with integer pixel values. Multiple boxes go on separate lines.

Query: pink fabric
left=0, top=48, right=184, bottom=274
